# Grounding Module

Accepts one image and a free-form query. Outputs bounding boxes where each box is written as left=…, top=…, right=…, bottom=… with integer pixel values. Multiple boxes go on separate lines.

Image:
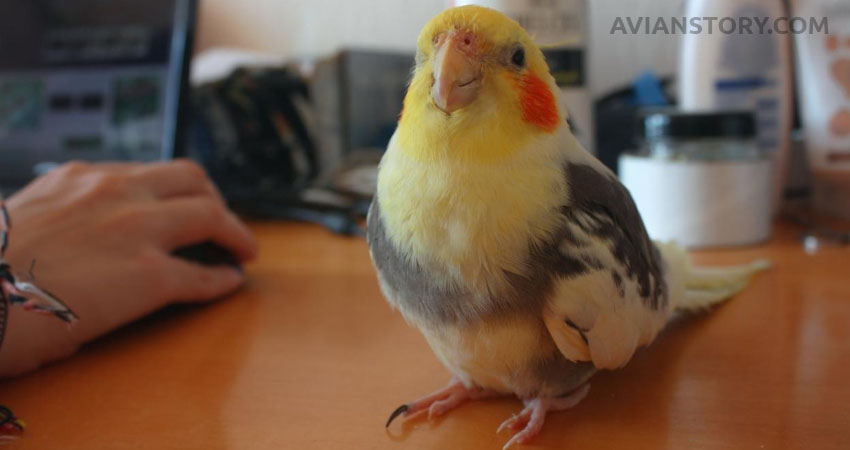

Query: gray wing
left=367, top=198, right=471, bottom=325
left=368, top=195, right=570, bottom=327
left=561, top=163, right=667, bottom=309
left=540, top=162, right=670, bottom=369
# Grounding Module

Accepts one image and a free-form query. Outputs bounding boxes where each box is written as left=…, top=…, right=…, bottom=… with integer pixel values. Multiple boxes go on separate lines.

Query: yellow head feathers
left=415, top=6, right=547, bottom=75
left=397, top=5, right=564, bottom=164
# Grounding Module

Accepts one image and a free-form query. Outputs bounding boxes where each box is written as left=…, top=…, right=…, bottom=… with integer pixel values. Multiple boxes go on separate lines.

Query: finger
left=161, top=256, right=245, bottom=302
left=150, top=197, right=258, bottom=262
left=130, top=160, right=224, bottom=201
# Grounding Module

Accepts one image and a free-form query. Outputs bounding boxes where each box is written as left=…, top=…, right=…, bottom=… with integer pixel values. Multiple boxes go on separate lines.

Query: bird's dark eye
left=511, top=48, right=525, bottom=67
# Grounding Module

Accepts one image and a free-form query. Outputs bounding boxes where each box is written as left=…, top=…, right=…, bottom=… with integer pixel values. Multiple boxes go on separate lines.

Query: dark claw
left=385, top=404, right=409, bottom=428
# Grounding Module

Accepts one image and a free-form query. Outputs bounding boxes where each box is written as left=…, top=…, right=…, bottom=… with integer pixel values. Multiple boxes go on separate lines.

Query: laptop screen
left=0, top=0, right=194, bottom=189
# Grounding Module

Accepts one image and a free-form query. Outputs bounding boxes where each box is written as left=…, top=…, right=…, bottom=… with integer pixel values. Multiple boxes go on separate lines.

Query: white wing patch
left=543, top=218, right=670, bottom=370
left=542, top=309, right=591, bottom=362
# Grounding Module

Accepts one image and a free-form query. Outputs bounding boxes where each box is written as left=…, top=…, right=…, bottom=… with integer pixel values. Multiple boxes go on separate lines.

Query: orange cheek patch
left=519, top=72, right=559, bottom=133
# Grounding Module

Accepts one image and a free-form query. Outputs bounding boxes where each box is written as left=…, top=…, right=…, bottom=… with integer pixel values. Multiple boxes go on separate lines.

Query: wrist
left=0, top=307, right=79, bottom=377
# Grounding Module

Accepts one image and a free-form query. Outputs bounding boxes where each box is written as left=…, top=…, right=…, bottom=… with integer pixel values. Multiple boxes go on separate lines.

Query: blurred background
left=193, top=0, right=681, bottom=102
left=0, top=0, right=848, bottom=247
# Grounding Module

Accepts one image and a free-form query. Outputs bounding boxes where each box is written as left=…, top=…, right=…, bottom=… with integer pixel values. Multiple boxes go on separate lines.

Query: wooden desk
left=1, top=221, right=848, bottom=449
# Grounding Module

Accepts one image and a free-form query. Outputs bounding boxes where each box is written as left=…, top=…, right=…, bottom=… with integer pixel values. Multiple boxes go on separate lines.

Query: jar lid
left=639, top=110, right=756, bottom=139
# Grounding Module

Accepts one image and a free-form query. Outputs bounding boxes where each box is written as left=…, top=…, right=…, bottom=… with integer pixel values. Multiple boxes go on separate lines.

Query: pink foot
left=496, top=384, right=590, bottom=449
left=386, top=378, right=503, bottom=427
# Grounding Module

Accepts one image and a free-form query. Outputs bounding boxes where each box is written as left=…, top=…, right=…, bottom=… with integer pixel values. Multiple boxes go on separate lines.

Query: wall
left=195, top=0, right=685, bottom=97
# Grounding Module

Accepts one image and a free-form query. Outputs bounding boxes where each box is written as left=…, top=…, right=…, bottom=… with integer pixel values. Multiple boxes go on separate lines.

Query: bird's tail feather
left=681, top=259, right=771, bottom=310
left=655, top=241, right=770, bottom=312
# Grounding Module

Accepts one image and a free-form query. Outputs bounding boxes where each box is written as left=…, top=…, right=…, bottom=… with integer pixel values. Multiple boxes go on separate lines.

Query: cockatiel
left=367, top=5, right=768, bottom=448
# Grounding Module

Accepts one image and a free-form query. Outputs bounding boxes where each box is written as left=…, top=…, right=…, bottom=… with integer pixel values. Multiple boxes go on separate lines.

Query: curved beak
left=431, top=33, right=481, bottom=114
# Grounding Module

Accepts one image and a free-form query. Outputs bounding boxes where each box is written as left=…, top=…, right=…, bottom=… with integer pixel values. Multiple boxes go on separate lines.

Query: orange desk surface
left=0, top=221, right=848, bottom=450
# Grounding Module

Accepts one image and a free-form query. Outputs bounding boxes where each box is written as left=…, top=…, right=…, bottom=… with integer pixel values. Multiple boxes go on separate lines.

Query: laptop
left=0, top=0, right=196, bottom=191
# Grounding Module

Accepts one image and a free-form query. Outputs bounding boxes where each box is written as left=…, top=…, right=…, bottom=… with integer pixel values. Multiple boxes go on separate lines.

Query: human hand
left=0, top=160, right=257, bottom=376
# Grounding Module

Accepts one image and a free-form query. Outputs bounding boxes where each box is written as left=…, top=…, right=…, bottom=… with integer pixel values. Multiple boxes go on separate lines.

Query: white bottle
left=678, top=0, right=793, bottom=212
left=791, top=0, right=850, bottom=220
left=452, top=0, right=595, bottom=154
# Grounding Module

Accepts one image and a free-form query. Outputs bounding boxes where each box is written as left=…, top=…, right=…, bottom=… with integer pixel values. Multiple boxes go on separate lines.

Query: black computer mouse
left=171, top=241, right=240, bottom=268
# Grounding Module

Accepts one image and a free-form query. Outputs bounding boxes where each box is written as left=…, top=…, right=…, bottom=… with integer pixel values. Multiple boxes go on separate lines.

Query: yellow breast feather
left=376, top=126, right=568, bottom=295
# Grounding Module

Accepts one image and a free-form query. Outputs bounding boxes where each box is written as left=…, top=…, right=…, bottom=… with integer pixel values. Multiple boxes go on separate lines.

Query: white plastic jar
left=620, top=110, right=774, bottom=248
